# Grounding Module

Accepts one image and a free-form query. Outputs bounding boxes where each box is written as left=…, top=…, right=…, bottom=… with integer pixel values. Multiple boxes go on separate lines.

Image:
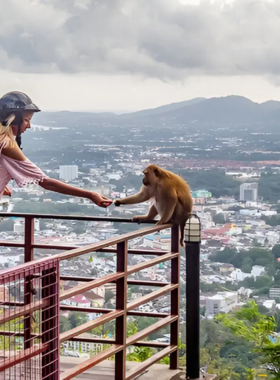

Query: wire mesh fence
left=0, top=258, right=60, bottom=380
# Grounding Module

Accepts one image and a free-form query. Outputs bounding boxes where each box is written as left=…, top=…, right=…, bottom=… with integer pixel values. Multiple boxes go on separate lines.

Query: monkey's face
left=142, top=166, right=159, bottom=187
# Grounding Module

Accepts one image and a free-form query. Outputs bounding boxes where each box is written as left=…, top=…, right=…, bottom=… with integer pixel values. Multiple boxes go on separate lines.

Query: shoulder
left=1, top=144, right=26, bottom=162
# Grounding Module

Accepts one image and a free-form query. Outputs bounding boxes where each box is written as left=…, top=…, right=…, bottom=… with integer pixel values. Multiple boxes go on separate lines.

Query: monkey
left=114, top=164, right=193, bottom=247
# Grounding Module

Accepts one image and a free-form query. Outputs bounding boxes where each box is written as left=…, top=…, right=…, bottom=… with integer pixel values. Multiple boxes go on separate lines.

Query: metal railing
left=0, top=213, right=182, bottom=380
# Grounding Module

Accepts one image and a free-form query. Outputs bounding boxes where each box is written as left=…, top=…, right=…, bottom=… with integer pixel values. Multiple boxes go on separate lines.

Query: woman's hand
left=3, top=186, right=12, bottom=197
left=90, top=193, right=112, bottom=208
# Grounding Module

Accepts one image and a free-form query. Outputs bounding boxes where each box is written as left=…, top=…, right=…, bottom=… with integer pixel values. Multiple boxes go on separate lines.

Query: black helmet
left=0, top=91, right=41, bottom=148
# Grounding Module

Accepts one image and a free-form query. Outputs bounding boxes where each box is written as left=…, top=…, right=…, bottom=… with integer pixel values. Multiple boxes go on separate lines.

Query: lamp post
left=185, top=214, right=201, bottom=379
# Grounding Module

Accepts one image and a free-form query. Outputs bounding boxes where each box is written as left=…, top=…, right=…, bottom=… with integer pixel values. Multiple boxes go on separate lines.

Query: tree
left=213, top=213, right=226, bottom=225
left=105, top=290, right=115, bottom=304
left=126, top=347, right=154, bottom=362
left=272, top=244, right=280, bottom=259
left=60, top=316, right=71, bottom=333
left=216, top=301, right=280, bottom=377
left=69, top=312, right=88, bottom=329
left=241, top=264, right=252, bottom=273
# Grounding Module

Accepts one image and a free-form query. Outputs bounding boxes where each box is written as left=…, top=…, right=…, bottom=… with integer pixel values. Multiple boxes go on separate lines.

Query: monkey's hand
left=114, top=199, right=122, bottom=207
left=132, top=215, right=148, bottom=224
left=156, top=220, right=168, bottom=226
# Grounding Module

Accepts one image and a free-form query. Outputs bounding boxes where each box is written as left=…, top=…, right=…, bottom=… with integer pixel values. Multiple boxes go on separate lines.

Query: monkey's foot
left=132, top=215, right=148, bottom=224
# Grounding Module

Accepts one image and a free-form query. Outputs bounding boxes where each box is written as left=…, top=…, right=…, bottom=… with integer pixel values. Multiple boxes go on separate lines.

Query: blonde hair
left=0, top=115, right=16, bottom=148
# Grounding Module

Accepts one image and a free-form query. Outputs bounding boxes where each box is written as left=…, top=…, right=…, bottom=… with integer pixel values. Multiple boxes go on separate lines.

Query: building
left=59, top=165, right=79, bottom=182
left=269, top=286, right=280, bottom=300
left=239, top=182, right=258, bottom=202
left=66, top=333, right=103, bottom=354
left=192, top=190, right=212, bottom=199
left=205, top=291, right=238, bottom=319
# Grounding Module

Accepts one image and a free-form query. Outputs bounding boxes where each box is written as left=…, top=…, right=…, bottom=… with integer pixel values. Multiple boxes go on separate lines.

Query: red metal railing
left=0, top=213, right=181, bottom=379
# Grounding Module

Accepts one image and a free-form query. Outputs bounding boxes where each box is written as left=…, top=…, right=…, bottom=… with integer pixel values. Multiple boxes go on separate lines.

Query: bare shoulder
left=2, top=143, right=26, bottom=162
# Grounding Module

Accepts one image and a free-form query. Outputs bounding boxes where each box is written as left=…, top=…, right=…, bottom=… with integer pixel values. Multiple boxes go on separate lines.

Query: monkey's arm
left=157, top=188, right=177, bottom=224
left=115, top=186, right=151, bottom=206
left=133, top=204, right=158, bottom=223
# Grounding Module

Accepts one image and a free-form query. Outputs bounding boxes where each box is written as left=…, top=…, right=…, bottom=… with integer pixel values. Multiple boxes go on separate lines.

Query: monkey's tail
left=180, top=223, right=185, bottom=247
left=180, top=213, right=192, bottom=247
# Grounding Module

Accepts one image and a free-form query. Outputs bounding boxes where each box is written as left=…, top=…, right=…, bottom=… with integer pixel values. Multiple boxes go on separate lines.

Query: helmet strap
left=16, top=123, right=22, bottom=150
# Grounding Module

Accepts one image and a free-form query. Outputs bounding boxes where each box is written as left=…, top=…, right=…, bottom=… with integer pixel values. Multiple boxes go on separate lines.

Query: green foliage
left=60, top=316, right=71, bottom=333
left=272, top=244, right=280, bottom=259
left=68, top=312, right=88, bottom=329
left=213, top=213, right=226, bottom=225
left=126, top=347, right=154, bottom=362
left=216, top=301, right=280, bottom=377
left=178, top=169, right=240, bottom=198
left=105, top=290, right=115, bottom=304
left=210, top=247, right=276, bottom=284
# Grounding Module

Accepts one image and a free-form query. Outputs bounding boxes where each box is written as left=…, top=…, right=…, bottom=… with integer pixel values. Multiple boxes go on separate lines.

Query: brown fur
left=114, top=164, right=193, bottom=246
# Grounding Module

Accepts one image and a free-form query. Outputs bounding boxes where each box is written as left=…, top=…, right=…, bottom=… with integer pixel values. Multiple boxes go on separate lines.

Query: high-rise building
left=59, top=165, right=79, bottom=182
left=239, top=182, right=258, bottom=202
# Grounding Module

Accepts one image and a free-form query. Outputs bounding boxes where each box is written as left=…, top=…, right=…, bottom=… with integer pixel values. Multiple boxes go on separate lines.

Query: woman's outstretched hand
left=90, top=192, right=112, bottom=208
left=3, top=186, right=12, bottom=197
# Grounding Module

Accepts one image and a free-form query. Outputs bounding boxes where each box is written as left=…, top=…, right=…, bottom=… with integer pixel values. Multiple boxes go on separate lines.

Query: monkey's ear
left=154, top=168, right=160, bottom=177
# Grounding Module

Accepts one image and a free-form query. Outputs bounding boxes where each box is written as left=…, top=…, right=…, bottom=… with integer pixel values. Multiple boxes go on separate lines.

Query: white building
left=230, top=265, right=265, bottom=282
left=66, top=333, right=103, bottom=354
left=59, top=165, right=79, bottom=182
left=240, top=182, right=258, bottom=202
left=269, top=287, right=280, bottom=300
left=206, top=291, right=238, bottom=319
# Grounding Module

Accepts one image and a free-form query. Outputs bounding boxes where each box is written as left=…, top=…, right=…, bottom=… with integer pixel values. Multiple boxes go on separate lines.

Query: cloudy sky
left=1, top=0, right=279, bottom=111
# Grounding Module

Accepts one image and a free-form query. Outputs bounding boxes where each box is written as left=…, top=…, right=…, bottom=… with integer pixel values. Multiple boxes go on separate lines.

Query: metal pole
left=185, top=215, right=201, bottom=379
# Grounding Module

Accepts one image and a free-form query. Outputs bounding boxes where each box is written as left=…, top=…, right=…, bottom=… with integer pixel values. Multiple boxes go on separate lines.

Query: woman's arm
left=40, top=178, right=112, bottom=207
left=2, top=144, right=112, bottom=208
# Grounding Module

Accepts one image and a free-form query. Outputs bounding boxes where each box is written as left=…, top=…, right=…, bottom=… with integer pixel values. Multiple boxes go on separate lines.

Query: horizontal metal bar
left=0, top=301, right=24, bottom=307
left=0, top=299, right=49, bottom=324
left=61, top=344, right=123, bottom=380
left=0, top=330, right=41, bottom=338
left=60, top=272, right=124, bottom=301
left=67, top=337, right=115, bottom=345
left=60, top=275, right=169, bottom=288
left=0, top=344, right=48, bottom=372
left=127, top=252, right=179, bottom=275
left=127, top=284, right=178, bottom=311
left=126, top=345, right=178, bottom=380
left=101, top=248, right=169, bottom=256
left=134, top=340, right=170, bottom=348
left=0, top=241, right=24, bottom=248
left=60, top=309, right=123, bottom=343
left=0, top=213, right=157, bottom=224
left=59, top=305, right=170, bottom=319
left=0, top=242, right=168, bottom=256
left=126, top=315, right=178, bottom=346
left=127, top=310, right=170, bottom=318
left=56, top=224, right=173, bottom=261
left=66, top=336, right=169, bottom=348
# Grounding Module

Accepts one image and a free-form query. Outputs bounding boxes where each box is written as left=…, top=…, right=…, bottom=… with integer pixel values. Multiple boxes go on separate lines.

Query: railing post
left=170, top=225, right=180, bottom=369
left=42, top=263, right=60, bottom=379
left=24, top=216, right=34, bottom=353
left=115, top=241, right=128, bottom=380
left=185, top=215, right=201, bottom=379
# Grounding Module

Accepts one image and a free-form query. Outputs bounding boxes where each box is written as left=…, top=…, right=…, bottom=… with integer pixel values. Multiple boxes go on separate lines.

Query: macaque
left=114, top=164, right=193, bottom=246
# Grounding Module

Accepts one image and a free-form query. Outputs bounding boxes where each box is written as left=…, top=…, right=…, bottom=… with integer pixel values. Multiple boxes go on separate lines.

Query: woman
left=0, top=91, right=112, bottom=207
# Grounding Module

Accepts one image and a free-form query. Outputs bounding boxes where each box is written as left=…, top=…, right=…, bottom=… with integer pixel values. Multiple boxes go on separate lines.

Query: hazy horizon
left=1, top=0, right=280, bottom=112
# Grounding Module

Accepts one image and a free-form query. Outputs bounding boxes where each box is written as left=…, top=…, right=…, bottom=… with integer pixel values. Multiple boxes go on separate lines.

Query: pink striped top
left=0, top=143, right=48, bottom=199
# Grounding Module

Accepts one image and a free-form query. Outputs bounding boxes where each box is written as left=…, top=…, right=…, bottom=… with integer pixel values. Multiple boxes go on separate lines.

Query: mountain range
left=33, top=95, right=280, bottom=128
